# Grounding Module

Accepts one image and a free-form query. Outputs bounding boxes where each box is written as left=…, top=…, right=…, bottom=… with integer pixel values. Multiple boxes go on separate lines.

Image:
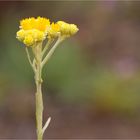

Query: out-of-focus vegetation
left=1, top=1, right=140, bottom=138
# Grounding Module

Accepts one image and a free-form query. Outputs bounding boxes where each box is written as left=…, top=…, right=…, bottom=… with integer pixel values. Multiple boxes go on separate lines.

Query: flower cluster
left=16, top=17, right=79, bottom=47
left=16, top=16, right=79, bottom=140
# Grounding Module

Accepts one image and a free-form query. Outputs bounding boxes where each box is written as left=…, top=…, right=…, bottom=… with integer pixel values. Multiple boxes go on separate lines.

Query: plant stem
left=41, top=37, right=63, bottom=67
left=26, top=40, right=58, bottom=139
left=42, top=39, right=53, bottom=58
left=35, top=43, right=43, bottom=140
left=25, top=48, right=36, bottom=73
left=36, top=80, right=43, bottom=140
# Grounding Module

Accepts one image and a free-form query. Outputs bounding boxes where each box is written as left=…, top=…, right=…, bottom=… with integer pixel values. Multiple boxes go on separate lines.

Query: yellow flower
left=69, top=24, right=79, bottom=35
left=17, top=29, right=45, bottom=46
left=33, top=30, right=45, bottom=41
left=35, top=17, right=50, bottom=32
left=57, top=21, right=79, bottom=37
left=16, top=17, right=79, bottom=47
left=17, top=17, right=50, bottom=46
left=23, top=35, right=34, bottom=46
left=57, top=21, right=69, bottom=35
left=47, top=22, right=60, bottom=39
left=20, top=17, right=35, bottom=30
left=20, top=17, right=50, bottom=32
left=16, top=29, right=25, bottom=41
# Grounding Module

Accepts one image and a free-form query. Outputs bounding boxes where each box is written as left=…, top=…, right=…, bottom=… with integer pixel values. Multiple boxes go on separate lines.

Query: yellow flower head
left=57, top=21, right=79, bottom=37
left=23, top=35, right=34, bottom=47
left=47, top=22, right=60, bottom=39
left=16, top=17, right=79, bottom=47
left=17, top=17, right=50, bottom=46
left=16, top=29, right=25, bottom=41
left=69, top=24, right=79, bottom=35
left=20, top=17, right=50, bottom=32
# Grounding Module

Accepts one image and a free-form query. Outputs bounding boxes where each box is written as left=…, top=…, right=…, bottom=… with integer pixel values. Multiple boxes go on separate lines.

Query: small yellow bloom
left=34, top=30, right=45, bottom=41
left=35, top=17, right=50, bottom=32
left=20, top=17, right=35, bottom=30
left=69, top=24, right=79, bottom=35
left=20, top=17, right=50, bottom=32
left=26, top=29, right=45, bottom=41
left=17, top=17, right=50, bottom=46
left=17, top=29, right=45, bottom=46
left=57, top=21, right=69, bottom=35
left=16, top=29, right=25, bottom=41
left=47, top=22, right=60, bottom=39
left=23, top=35, right=34, bottom=46
left=57, top=21, right=79, bottom=37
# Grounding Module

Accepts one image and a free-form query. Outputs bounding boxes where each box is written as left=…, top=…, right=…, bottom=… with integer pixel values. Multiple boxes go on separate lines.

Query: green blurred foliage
left=92, top=68, right=140, bottom=115
left=43, top=40, right=93, bottom=102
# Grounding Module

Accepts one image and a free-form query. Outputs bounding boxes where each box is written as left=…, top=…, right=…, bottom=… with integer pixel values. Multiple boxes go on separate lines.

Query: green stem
left=26, top=40, right=58, bottom=139
left=35, top=43, right=43, bottom=140
left=25, top=48, right=36, bottom=73
left=36, top=80, right=43, bottom=140
left=42, top=39, right=53, bottom=58
left=41, top=37, right=63, bottom=67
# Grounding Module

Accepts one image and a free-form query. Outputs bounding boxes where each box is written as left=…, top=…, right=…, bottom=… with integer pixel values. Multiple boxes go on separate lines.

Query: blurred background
left=0, top=1, right=140, bottom=139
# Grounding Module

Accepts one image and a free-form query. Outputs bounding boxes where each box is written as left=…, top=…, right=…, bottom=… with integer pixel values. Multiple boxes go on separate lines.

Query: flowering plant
left=16, top=17, right=78, bottom=140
